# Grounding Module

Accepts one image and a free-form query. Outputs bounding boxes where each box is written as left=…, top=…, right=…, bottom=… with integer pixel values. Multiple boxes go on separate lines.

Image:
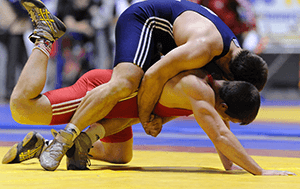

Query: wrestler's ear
left=220, top=103, right=228, bottom=111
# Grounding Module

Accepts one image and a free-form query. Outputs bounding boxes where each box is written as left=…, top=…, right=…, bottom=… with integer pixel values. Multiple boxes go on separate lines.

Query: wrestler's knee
left=91, top=152, right=132, bottom=164
left=10, top=97, right=28, bottom=124
left=10, top=90, right=24, bottom=120
left=109, top=63, right=144, bottom=98
left=10, top=92, right=50, bottom=124
left=109, top=78, right=139, bottom=99
left=92, top=138, right=133, bottom=164
left=90, top=145, right=133, bottom=164
left=107, top=151, right=133, bottom=164
left=110, top=140, right=133, bottom=164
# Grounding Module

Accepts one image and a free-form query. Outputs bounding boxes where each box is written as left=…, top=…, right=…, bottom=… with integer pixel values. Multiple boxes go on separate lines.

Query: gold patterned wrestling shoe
left=66, top=132, right=93, bottom=170
left=20, top=0, right=66, bottom=43
left=2, top=131, right=45, bottom=164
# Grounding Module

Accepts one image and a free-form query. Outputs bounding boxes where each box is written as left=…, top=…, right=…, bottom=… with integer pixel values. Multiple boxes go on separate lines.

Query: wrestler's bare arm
left=180, top=76, right=259, bottom=173
left=138, top=39, right=216, bottom=134
left=138, top=12, right=223, bottom=134
left=215, top=120, right=243, bottom=171
left=191, top=98, right=295, bottom=175
left=192, top=99, right=264, bottom=175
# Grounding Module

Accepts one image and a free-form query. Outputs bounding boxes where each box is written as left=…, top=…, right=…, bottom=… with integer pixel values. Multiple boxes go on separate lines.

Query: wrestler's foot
left=66, top=132, right=92, bottom=170
left=39, top=129, right=73, bottom=171
left=20, top=0, right=66, bottom=43
left=2, top=131, right=45, bottom=164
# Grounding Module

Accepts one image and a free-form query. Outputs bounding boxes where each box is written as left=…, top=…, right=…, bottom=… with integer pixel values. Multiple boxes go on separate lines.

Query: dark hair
left=219, top=81, right=260, bottom=125
left=230, top=50, right=268, bottom=92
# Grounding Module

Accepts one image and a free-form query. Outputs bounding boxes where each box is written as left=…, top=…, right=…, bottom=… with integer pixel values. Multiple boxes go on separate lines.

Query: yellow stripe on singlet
left=118, top=91, right=138, bottom=102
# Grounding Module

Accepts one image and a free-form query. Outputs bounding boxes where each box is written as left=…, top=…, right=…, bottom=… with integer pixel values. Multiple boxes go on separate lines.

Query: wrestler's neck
left=204, top=75, right=225, bottom=111
left=215, top=41, right=242, bottom=80
left=206, top=74, right=225, bottom=95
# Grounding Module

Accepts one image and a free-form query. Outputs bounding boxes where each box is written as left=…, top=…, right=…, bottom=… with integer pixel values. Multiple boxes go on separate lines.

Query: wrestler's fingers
left=149, top=129, right=160, bottom=137
left=142, top=123, right=150, bottom=134
left=149, top=114, right=155, bottom=122
left=150, top=126, right=163, bottom=137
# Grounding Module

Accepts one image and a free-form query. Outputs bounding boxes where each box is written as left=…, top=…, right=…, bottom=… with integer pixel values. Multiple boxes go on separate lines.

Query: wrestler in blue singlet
left=114, top=0, right=240, bottom=72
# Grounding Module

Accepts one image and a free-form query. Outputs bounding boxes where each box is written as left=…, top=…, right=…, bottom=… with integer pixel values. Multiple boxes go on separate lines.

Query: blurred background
left=0, top=0, right=299, bottom=103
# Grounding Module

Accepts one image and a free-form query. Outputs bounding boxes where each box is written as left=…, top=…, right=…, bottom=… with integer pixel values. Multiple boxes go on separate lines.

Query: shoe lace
left=84, top=146, right=94, bottom=167
left=86, top=157, right=91, bottom=167
left=27, top=7, right=54, bottom=31
left=78, top=151, right=91, bottom=168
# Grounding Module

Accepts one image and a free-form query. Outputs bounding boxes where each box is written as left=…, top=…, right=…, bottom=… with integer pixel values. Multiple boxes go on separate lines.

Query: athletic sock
left=44, top=139, right=52, bottom=146
left=64, top=123, right=81, bottom=141
left=85, top=123, right=106, bottom=144
left=40, top=139, right=52, bottom=155
left=32, top=38, right=52, bottom=58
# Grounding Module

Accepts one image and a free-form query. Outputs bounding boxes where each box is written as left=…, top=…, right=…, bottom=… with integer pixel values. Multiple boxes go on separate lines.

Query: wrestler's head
left=216, top=81, right=260, bottom=125
left=230, top=50, right=268, bottom=92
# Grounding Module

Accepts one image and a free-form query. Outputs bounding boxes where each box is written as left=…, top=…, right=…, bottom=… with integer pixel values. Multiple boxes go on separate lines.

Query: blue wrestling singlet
left=114, top=0, right=239, bottom=72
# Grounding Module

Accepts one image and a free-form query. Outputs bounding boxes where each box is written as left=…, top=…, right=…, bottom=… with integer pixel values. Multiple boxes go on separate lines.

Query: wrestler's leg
left=88, top=124, right=134, bottom=164
left=2, top=133, right=133, bottom=165
left=89, top=139, right=133, bottom=164
left=45, top=64, right=143, bottom=170
left=10, top=0, right=66, bottom=125
left=66, top=7, right=148, bottom=133
left=66, top=119, right=137, bottom=169
left=10, top=48, right=52, bottom=125
left=2, top=119, right=137, bottom=165
left=40, top=6, right=147, bottom=169
left=70, top=63, right=144, bottom=131
left=85, top=119, right=137, bottom=163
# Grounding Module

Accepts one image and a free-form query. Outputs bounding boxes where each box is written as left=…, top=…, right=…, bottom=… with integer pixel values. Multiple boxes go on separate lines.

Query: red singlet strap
left=207, top=74, right=214, bottom=84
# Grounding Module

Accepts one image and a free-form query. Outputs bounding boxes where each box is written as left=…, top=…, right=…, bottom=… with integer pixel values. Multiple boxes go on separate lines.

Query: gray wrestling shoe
left=66, top=132, right=93, bottom=170
left=20, top=0, right=66, bottom=43
left=2, top=131, right=45, bottom=164
left=39, top=129, right=74, bottom=171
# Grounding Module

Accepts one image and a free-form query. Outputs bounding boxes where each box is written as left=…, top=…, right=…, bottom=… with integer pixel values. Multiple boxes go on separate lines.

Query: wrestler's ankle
left=64, top=123, right=81, bottom=141
left=85, top=123, right=106, bottom=143
left=32, top=38, right=53, bottom=58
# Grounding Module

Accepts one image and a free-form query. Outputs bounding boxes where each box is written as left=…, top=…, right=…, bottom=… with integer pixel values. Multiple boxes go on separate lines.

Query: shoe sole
left=2, top=131, right=41, bottom=164
left=2, top=143, right=18, bottom=164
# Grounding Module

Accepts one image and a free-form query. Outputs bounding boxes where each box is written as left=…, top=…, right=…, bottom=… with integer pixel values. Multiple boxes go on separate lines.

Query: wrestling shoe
left=39, top=129, right=74, bottom=171
left=66, top=132, right=93, bottom=170
left=20, top=0, right=66, bottom=43
left=2, top=131, right=45, bottom=164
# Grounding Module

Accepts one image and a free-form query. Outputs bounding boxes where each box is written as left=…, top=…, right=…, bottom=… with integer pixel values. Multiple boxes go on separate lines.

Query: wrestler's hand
left=261, top=170, right=296, bottom=176
left=143, top=114, right=163, bottom=137
left=229, top=164, right=243, bottom=171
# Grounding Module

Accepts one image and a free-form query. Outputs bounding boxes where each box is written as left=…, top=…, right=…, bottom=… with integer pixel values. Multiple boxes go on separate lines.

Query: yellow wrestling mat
left=255, top=106, right=300, bottom=123
left=1, top=147, right=300, bottom=189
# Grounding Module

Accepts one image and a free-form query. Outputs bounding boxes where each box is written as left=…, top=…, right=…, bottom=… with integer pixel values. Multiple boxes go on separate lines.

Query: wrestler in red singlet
left=44, top=69, right=193, bottom=143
